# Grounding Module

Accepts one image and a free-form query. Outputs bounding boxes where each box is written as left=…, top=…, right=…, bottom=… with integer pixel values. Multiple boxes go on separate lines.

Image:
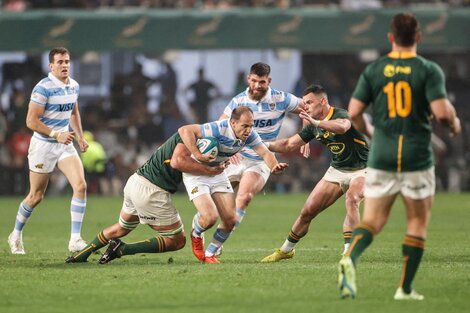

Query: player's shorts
left=364, top=167, right=435, bottom=200
left=323, top=166, right=367, bottom=193
left=121, top=173, right=181, bottom=226
left=182, top=171, right=233, bottom=201
left=224, top=156, right=270, bottom=184
left=28, top=137, right=78, bottom=173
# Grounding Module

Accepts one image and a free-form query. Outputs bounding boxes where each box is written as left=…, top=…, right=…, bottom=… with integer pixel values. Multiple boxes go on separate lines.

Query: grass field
left=1, top=193, right=469, bottom=313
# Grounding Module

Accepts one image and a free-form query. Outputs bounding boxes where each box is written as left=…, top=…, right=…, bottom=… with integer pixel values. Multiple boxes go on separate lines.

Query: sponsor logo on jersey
left=254, top=119, right=274, bottom=127
left=327, top=142, right=345, bottom=154
left=384, top=64, right=412, bottom=77
left=138, top=214, right=156, bottom=221
left=58, top=103, right=74, bottom=111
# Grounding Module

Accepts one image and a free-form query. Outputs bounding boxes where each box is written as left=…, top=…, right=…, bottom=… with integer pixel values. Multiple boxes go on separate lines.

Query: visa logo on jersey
left=254, top=119, right=274, bottom=127
left=58, top=103, right=74, bottom=111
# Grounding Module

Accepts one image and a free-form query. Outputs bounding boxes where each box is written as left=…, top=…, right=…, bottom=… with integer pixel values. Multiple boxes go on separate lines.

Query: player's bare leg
left=342, top=177, right=364, bottom=253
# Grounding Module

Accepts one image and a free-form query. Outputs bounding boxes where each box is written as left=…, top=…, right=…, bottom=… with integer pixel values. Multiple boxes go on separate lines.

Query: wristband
left=311, top=119, right=320, bottom=127
left=49, top=130, right=59, bottom=139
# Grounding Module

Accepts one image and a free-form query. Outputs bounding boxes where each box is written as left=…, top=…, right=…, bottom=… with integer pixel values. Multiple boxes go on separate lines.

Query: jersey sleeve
left=30, top=84, right=48, bottom=106
left=425, top=61, right=447, bottom=102
left=246, top=130, right=263, bottom=148
left=351, top=66, right=373, bottom=105
left=297, top=124, right=316, bottom=143
left=201, top=121, right=220, bottom=138
left=284, top=92, right=300, bottom=112
left=223, top=98, right=238, bottom=117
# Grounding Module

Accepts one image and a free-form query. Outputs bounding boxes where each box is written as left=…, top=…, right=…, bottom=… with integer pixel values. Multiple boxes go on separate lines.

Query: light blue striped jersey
left=30, top=72, right=79, bottom=143
left=201, top=119, right=263, bottom=165
left=223, top=87, right=300, bottom=160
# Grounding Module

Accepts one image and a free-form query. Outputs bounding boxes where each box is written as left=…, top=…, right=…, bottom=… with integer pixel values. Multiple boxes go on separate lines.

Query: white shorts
left=323, top=166, right=367, bottom=193
left=121, top=173, right=181, bottom=226
left=183, top=171, right=233, bottom=201
left=224, top=156, right=270, bottom=184
left=364, top=167, right=435, bottom=200
left=28, top=137, right=78, bottom=173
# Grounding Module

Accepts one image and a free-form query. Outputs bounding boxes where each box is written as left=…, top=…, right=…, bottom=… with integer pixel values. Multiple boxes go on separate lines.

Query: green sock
left=400, top=235, right=425, bottom=293
left=74, top=231, right=109, bottom=262
left=348, top=224, right=374, bottom=266
left=119, top=236, right=166, bottom=256
left=343, top=231, right=352, bottom=245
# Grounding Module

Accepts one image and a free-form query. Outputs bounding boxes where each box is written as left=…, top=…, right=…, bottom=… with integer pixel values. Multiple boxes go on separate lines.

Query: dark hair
left=390, top=13, right=419, bottom=47
left=231, top=106, right=253, bottom=121
left=49, top=47, right=70, bottom=63
left=250, top=62, right=270, bottom=77
left=303, top=84, right=327, bottom=97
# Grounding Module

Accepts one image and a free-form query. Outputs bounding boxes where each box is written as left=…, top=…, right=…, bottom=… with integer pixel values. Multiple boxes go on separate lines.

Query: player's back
left=353, top=52, right=447, bottom=172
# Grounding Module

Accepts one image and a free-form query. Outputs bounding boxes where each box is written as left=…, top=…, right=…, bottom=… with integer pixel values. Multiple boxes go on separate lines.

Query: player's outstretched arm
left=253, top=143, right=288, bottom=175
left=267, top=134, right=306, bottom=154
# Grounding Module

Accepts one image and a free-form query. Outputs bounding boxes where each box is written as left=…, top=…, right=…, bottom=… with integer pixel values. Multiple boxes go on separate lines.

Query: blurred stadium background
left=0, top=0, right=469, bottom=196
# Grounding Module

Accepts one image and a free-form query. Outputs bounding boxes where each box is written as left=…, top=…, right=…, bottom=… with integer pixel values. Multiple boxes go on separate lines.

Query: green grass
left=1, top=193, right=469, bottom=313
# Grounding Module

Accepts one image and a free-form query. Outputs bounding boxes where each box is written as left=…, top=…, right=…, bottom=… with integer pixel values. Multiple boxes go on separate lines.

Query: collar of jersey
left=48, top=72, right=70, bottom=87
left=324, top=107, right=335, bottom=121
left=387, top=51, right=417, bottom=59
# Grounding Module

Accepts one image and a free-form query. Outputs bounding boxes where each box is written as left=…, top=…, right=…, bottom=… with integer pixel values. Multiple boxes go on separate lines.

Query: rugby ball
left=196, top=137, right=219, bottom=159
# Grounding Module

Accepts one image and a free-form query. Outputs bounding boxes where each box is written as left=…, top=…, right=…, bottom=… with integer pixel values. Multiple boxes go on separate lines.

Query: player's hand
left=57, top=131, right=75, bottom=145
left=78, top=137, right=89, bottom=153
left=205, top=160, right=230, bottom=176
left=300, top=143, right=310, bottom=158
left=271, top=162, right=288, bottom=175
left=229, top=153, right=241, bottom=165
left=299, top=110, right=320, bottom=127
left=194, top=151, right=217, bottom=163
left=450, top=117, right=461, bottom=137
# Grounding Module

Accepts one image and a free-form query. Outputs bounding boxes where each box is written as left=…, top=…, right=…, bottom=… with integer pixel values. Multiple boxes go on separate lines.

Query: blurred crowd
left=1, top=0, right=469, bottom=11
left=1, top=49, right=469, bottom=196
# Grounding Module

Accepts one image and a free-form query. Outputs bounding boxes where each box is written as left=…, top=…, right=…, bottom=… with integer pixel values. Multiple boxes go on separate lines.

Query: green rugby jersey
left=298, top=107, right=369, bottom=171
left=136, top=132, right=183, bottom=193
left=352, top=51, right=447, bottom=172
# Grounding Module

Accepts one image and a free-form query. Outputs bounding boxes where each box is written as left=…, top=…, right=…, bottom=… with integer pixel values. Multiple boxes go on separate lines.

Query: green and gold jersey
left=298, top=107, right=369, bottom=171
left=352, top=51, right=447, bottom=172
left=136, top=133, right=183, bottom=193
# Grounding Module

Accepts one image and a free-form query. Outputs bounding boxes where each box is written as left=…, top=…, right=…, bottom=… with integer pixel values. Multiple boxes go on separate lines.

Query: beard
left=248, top=87, right=268, bottom=101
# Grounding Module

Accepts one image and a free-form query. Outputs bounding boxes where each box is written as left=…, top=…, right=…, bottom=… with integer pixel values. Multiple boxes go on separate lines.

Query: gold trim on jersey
left=397, top=135, right=403, bottom=172
left=387, top=51, right=417, bottom=59
left=325, top=107, right=334, bottom=120
left=353, top=138, right=366, bottom=145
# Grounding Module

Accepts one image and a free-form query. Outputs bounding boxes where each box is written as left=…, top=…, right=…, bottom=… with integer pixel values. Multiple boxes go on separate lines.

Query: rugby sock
left=119, top=236, right=166, bottom=255
left=343, top=231, right=353, bottom=253
left=192, top=214, right=208, bottom=238
left=11, top=202, right=34, bottom=239
left=70, top=197, right=86, bottom=240
left=399, top=235, right=425, bottom=294
left=280, top=230, right=304, bottom=253
left=73, top=231, right=109, bottom=262
left=346, top=223, right=375, bottom=266
left=234, top=207, right=246, bottom=229
left=205, top=228, right=231, bottom=257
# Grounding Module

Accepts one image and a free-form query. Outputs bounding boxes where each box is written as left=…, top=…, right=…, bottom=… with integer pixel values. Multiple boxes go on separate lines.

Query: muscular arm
left=348, top=98, right=374, bottom=138
left=26, top=101, right=51, bottom=136
left=178, top=124, right=203, bottom=158
left=70, top=102, right=89, bottom=152
left=267, top=134, right=306, bottom=153
left=430, top=98, right=461, bottom=136
left=252, top=143, right=288, bottom=174
left=170, top=143, right=224, bottom=176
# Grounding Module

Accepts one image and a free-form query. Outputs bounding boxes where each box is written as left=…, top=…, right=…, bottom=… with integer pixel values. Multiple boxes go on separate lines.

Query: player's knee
left=237, top=192, right=255, bottom=207
left=299, top=207, right=319, bottom=222
left=26, top=191, right=45, bottom=207
left=164, top=234, right=186, bottom=251
left=72, top=180, right=87, bottom=194
left=199, top=212, right=219, bottom=228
